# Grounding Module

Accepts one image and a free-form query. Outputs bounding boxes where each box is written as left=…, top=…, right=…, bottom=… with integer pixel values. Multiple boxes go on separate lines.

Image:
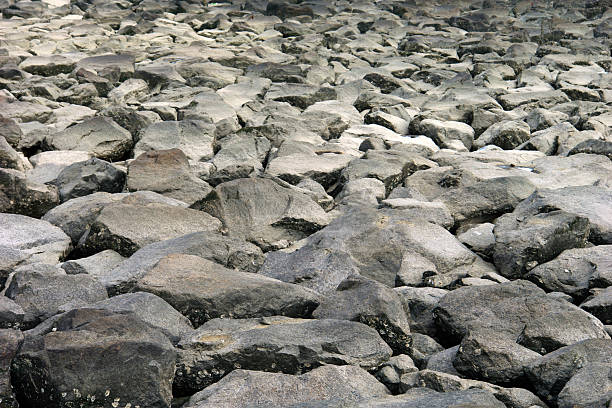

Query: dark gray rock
left=11, top=309, right=176, bottom=408
left=474, top=120, right=531, bottom=150
left=0, top=169, right=59, bottom=218
left=313, top=277, right=412, bottom=354
left=526, top=245, right=612, bottom=300
left=175, top=316, right=392, bottom=396
left=259, top=247, right=360, bottom=295
left=0, top=329, right=22, bottom=408
left=89, top=292, right=193, bottom=344
left=493, top=209, right=590, bottom=279
left=453, top=329, right=541, bottom=386
left=0, top=136, right=29, bottom=172
left=569, top=139, right=612, bottom=160
left=354, top=388, right=506, bottom=408
left=433, top=280, right=610, bottom=353
left=134, top=254, right=319, bottom=327
left=527, top=339, right=612, bottom=404
left=53, top=157, right=126, bottom=202
left=457, top=223, right=496, bottom=261
left=394, top=286, right=448, bottom=338
left=0, top=297, right=24, bottom=330
left=5, top=264, right=108, bottom=329
left=75, top=54, right=135, bottom=82
left=581, top=286, right=612, bottom=325
left=556, top=363, right=612, bottom=408
left=510, top=186, right=612, bottom=245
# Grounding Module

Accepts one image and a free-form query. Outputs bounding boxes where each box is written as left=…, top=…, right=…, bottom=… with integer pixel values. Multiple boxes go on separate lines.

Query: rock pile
left=1, top=0, right=612, bottom=407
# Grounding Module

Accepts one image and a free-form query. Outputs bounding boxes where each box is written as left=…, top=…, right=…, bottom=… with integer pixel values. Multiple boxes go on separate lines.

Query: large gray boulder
left=134, top=254, right=319, bottom=327
left=184, top=365, right=390, bottom=408
left=127, top=149, right=212, bottom=206
left=134, top=120, right=215, bottom=162
left=0, top=169, right=59, bottom=218
left=5, top=263, right=108, bottom=329
left=313, top=277, right=412, bottom=354
left=53, top=157, right=126, bottom=202
left=433, top=280, right=610, bottom=354
left=11, top=309, right=177, bottom=408
left=174, top=316, right=392, bottom=395
left=526, top=245, right=612, bottom=300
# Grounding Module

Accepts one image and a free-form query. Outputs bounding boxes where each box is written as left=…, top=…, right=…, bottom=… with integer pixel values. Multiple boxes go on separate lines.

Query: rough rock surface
left=2, top=0, right=612, bottom=407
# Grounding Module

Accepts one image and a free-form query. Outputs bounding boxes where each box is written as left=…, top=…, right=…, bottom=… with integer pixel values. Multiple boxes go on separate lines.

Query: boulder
left=474, top=120, right=531, bottom=150
left=581, top=286, right=612, bottom=325
left=5, top=263, right=108, bottom=329
left=134, top=254, right=320, bottom=327
left=11, top=309, right=176, bottom=408
left=313, top=277, right=412, bottom=354
left=45, top=117, right=133, bottom=162
left=175, top=316, right=392, bottom=395
left=102, top=231, right=264, bottom=295
left=53, top=158, right=126, bottom=202
left=196, top=178, right=329, bottom=251
left=184, top=365, right=390, bottom=408
left=0, top=169, right=59, bottom=218
left=134, top=120, right=215, bottom=162
left=78, top=202, right=222, bottom=257
left=0, top=329, right=22, bottom=408
left=127, top=149, right=213, bottom=206
left=0, top=214, right=71, bottom=265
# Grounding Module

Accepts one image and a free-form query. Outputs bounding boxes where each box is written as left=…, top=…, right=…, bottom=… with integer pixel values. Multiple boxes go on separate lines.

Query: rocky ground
left=1, top=0, right=612, bottom=407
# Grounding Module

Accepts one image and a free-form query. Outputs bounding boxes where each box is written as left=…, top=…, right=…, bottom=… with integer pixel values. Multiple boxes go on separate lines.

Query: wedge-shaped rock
left=134, top=120, right=215, bottom=162
left=0, top=214, right=71, bottom=265
left=135, top=254, right=319, bottom=327
left=11, top=309, right=176, bottom=408
left=527, top=339, right=612, bottom=404
left=104, top=231, right=264, bottom=295
left=127, top=149, right=212, bottom=206
left=0, top=169, right=59, bottom=218
left=175, top=316, right=392, bottom=395
left=79, top=202, right=221, bottom=257
left=45, top=117, right=132, bottom=162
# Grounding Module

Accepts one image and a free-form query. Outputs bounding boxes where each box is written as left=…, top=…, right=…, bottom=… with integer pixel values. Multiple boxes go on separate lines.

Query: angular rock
left=11, top=309, right=176, bottom=408
left=527, top=339, right=612, bottom=404
left=53, top=157, right=126, bottom=202
left=581, top=286, right=612, bottom=325
left=569, top=138, right=612, bottom=160
left=196, top=178, right=329, bottom=250
left=556, top=363, right=612, bottom=408
left=266, top=152, right=353, bottom=190
left=433, top=280, right=610, bottom=353
left=0, top=168, right=59, bottom=218
left=313, top=277, right=412, bottom=354
left=0, top=213, right=71, bottom=265
left=474, top=120, right=531, bottom=150
left=45, top=117, right=133, bottom=161
left=526, top=245, right=612, bottom=300
left=453, top=328, right=541, bottom=386
left=60, top=249, right=125, bottom=279
left=134, top=254, right=319, bottom=327
left=5, top=264, right=107, bottom=329
left=415, top=119, right=474, bottom=150
left=395, top=286, right=448, bottom=338
left=175, top=316, right=392, bottom=395
left=78, top=201, right=221, bottom=257
left=0, top=329, right=22, bottom=408
left=493, top=209, right=590, bottom=279
left=103, top=231, right=264, bottom=294
left=0, top=297, right=24, bottom=330
left=127, top=149, right=212, bottom=206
